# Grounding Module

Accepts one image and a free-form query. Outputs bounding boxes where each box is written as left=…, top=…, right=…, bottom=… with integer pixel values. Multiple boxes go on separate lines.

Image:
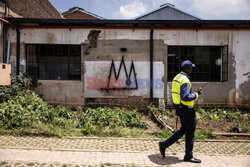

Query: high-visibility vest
left=171, top=72, right=198, bottom=107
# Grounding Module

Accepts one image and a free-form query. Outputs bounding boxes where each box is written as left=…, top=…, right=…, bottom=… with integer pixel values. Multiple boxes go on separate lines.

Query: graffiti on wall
left=228, top=88, right=250, bottom=107
left=105, top=56, right=138, bottom=90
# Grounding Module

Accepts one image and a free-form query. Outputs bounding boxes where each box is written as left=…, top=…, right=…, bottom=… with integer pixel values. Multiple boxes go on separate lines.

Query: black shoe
left=159, top=142, right=165, bottom=158
left=183, top=157, right=201, bottom=163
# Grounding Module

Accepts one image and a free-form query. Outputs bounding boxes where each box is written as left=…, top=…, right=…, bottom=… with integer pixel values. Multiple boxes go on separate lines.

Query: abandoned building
left=0, top=2, right=249, bottom=109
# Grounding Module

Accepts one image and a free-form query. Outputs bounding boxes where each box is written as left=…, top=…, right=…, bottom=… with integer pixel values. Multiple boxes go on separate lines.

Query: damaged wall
left=82, top=31, right=167, bottom=109
left=6, top=27, right=250, bottom=107
left=232, top=30, right=250, bottom=107
left=35, top=80, right=84, bottom=106
left=83, top=39, right=166, bottom=99
left=7, top=28, right=89, bottom=106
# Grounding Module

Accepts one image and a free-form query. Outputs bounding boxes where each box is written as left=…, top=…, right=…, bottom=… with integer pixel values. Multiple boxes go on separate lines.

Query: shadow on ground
left=148, top=154, right=183, bottom=166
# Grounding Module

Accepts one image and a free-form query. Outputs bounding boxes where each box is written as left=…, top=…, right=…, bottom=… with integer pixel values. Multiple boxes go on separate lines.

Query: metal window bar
left=26, top=44, right=81, bottom=80
left=168, top=46, right=222, bottom=82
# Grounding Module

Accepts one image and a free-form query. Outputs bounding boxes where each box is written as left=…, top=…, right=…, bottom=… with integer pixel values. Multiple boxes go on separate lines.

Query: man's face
left=186, top=66, right=193, bottom=74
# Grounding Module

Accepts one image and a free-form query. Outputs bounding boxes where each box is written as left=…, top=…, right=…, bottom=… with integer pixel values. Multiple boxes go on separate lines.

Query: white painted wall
left=233, top=30, right=250, bottom=89
left=84, top=61, right=164, bottom=98
left=9, top=28, right=90, bottom=44
left=155, top=29, right=230, bottom=45
left=8, top=28, right=231, bottom=45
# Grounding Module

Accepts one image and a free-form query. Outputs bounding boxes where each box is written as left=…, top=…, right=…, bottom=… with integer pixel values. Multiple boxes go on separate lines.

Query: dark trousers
left=162, top=105, right=196, bottom=158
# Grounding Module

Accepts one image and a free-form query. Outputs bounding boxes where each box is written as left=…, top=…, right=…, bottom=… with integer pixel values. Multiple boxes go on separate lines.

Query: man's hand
left=196, top=87, right=202, bottom=95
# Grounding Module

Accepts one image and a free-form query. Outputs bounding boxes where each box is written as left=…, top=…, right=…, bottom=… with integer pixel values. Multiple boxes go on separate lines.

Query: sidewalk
left=0, top=136, right=249, bottom=167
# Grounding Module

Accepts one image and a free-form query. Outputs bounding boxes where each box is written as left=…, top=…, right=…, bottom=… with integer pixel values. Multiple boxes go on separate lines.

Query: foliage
left=196, top=107, right=249, bottom=122
left=156, top=129, right=216, bottom=140
left=1, top=77, right=248, bottom=139
left=83, top=127, right=153, bottom=138
left=228, top=122, right=249, bottom=133
left=0, top=77, right=148, bottom=137
left=158, top=129, right=173, bottom=139
left=148, top=103, right=249, bottom=136
left=0, top=90, right=79, bottom=130
left=79, top=107, right=148, bottom=135
left=195, top=130, right=217, bottom=139
left=196, top=107, right=249, bottom=133
left=0, top=76, right=31, bottom=103
left=0, top=91, right=148, bottom=137
left=148, top=104, right=177, bottom=128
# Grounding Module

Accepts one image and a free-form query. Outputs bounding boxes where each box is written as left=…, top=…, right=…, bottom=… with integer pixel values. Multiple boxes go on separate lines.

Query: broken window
left=26, top=44, right=81, bottom=80
left=168, top=46, right=228, bottom=82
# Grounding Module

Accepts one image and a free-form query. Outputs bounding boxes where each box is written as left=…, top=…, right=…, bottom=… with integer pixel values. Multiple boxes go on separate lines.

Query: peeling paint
left=84, top=30, right=101, bottom=55
left=46, top=32, right=55, bottom=44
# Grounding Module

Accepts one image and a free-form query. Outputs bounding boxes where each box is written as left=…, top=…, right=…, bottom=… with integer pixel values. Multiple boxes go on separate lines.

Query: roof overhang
left=5, top=18, right=250, bottom=30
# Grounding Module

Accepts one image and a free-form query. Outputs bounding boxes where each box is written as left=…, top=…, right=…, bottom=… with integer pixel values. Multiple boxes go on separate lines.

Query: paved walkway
left=0, top=136, right=249, bottom=167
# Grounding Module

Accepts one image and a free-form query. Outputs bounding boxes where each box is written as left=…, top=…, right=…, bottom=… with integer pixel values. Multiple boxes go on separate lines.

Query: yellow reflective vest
left=171, top=72, right=198, bottom=107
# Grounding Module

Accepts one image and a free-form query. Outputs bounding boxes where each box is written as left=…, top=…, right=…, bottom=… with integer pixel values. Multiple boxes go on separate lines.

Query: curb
left=63, top=136, right=161, bottom=141
left=0, top=146, right=152, bottom=153
left=214, top=133, right=250, bottom=137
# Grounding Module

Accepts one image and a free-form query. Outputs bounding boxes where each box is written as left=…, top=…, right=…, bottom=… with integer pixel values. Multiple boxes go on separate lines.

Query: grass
left=0, top=162, right=8, bottom=166
left=0, top=125, right=82, bottom=138
left=0, top=125, right=154, bottom=139
left=26, top=162, right=35, bottom=167
left=39, top=163, right=46, bottom=167
left=0, top=118, right=218, bottom=140
left=15, top=163, right=21, bottom=166
left=91, top=127, right=154, bottom=138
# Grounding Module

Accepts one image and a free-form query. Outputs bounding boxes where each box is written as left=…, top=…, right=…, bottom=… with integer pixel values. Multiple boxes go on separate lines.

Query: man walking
left=159, top=60, right=202, bottom=163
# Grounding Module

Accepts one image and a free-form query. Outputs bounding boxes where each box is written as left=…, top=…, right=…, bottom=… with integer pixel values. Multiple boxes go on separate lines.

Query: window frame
left=167, top=45, right=228, bottom=82
left=26, top=44, right=82, bottom=81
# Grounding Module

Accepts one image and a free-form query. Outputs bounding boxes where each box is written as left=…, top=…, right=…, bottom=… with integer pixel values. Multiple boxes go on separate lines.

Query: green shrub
left=79, top=107, right=148, bottom=131
left=0, top=76, right=31, bottom=103
left=196, top=107, right=250, bottom=123
left=228, top=122, right=249, bottom=133
left=0, top=84, right=147, bottom=137
left=0, top=90, right=78, bottom=129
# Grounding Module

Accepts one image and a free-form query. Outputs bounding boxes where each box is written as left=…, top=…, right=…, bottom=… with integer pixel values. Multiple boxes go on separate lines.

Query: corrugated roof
left=62, top=7, right=105, bottom=20
left=135, top=3, right=201, bottom=20
left=7, top=0, right=63, bottom=18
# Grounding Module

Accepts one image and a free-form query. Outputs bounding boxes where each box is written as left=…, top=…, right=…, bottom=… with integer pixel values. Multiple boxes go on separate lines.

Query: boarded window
left=168, top=46, right=227, bottom=82
left=26, top=44, right=81, bottom=80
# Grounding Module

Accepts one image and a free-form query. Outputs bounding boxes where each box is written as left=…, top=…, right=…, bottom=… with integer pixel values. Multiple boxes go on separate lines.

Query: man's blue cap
left=181, top=60, right=195, bottom=69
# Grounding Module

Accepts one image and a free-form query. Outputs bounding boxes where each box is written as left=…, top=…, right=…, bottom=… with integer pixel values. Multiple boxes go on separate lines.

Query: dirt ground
left=142, top=115, right=161, bottom=134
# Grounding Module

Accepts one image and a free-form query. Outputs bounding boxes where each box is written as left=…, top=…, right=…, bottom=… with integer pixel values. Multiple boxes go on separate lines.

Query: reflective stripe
left=173, top=80, right=180, bottom=83
left=171, top=91, right=180, bottom=95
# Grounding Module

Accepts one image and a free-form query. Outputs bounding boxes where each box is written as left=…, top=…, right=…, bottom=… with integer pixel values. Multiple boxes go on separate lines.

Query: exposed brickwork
left=64, top=11, right=99, bottom=19
left=83, top=30, right=101, bottom=55
left=7, top=0, right=63, bottom=18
